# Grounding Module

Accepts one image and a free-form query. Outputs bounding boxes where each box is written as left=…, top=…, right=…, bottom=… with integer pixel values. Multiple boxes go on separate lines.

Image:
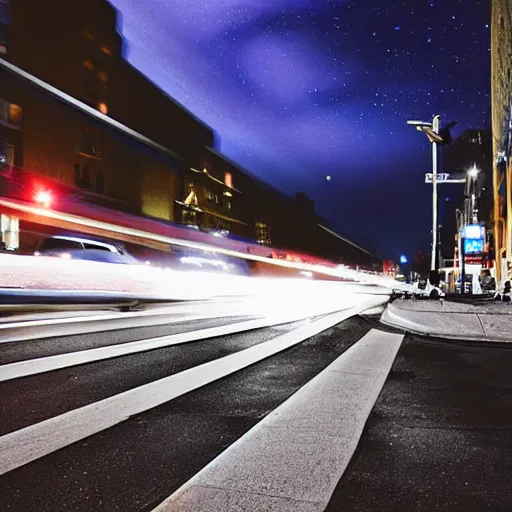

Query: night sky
left=108, top=0, right=490, bottom=259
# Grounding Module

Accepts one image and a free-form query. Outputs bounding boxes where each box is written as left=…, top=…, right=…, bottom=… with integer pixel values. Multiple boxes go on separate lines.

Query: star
left=109, top=0, right=492, bottom=259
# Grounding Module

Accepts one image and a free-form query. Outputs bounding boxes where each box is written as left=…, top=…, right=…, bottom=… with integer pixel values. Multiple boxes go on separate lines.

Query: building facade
left=0, top=0, right=251, bottom=242
left=0, top=0, right=379, bottom=267
left=491, top=0, right=512, bottom=285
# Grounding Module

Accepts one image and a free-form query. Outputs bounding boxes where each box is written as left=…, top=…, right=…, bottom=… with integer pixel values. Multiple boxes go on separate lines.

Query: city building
left=440, top=129, right=493, bottom=266
left=0, top=0, right=379, bottom=268
left=491, top=0, right=512, bottom=285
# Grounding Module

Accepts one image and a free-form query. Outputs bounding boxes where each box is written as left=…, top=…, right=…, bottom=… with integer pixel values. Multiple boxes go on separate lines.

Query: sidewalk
left=381, top=298, right=512, bottom=342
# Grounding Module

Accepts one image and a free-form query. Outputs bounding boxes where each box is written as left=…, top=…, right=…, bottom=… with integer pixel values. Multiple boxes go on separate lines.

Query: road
left=0, top=252, right=403, bottom=300
left=0, top=293, right=391, bottom=511
left=326, top=333, right=512, bottom=512
left=1, top=296, right=512, bottom=511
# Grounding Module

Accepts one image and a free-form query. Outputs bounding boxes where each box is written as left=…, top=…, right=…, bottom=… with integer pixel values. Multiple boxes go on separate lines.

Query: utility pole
left=407, top=114, right=446, bottom=272
left=431, top=115, right=440, bottom=271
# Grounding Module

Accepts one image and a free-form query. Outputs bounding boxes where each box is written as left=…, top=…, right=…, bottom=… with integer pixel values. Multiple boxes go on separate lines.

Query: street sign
left=424, top=173, right=450, bottom=183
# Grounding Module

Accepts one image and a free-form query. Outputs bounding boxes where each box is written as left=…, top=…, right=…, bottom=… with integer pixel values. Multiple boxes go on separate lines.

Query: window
left=224, top=172, right=233, bottom=188
left=182, top=209, right=198, bottom=226
left=221, top=193, right=232, bottom=211
left=97, top=71, right=108, bottom=83
left=206, top=190, right=221, bottom=204
left=83, top=243, right=110, bottom=251
left=82, top=166, right=90, bottom=188
left=256, top=222, right=271, bottom=245
left=83, top=57, right=109, bottom=106
left=8, top=104, right=23, bottom=126
left=73, top=164, right=81, bottom=186
left=78, top=129, right=104, bottom=159
left=0, top=99, right=23, bottom=129
left=39, top=238, right=83, bottom=252
left=211, top=216, right=231, bottom=230
left=96, top=172, right=105, bottom=194
left=7, top=144, right=14, bottom=165
left=84, top=67, right=108, bottom=104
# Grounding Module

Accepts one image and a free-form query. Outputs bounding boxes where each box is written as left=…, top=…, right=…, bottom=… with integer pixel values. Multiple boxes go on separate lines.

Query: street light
left=407, top=115, right=441, bottom=271
left=467, top=165, right=479, bottom=179
left=465, top=165, right=480, bottom=225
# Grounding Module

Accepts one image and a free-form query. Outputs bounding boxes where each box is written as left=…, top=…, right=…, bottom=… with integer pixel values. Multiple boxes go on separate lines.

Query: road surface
left=1, top=298, right=511, bottom=511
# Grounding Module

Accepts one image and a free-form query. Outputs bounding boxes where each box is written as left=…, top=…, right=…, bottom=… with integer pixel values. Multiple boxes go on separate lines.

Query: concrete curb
left=381, top=302, right=512, bottom=343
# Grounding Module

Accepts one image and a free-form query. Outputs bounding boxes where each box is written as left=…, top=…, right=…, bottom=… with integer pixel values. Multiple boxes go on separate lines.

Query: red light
left=34, top=190, right=52, bottom=208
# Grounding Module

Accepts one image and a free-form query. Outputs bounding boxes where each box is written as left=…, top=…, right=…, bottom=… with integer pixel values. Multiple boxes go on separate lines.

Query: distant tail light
left=34, top=190, right=52, bottom=208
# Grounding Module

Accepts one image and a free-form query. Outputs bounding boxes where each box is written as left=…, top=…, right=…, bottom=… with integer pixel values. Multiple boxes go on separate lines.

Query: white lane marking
left=0, top=316, right=267, bottom=382
left=0, top=299, right=260, bottom=344
left=0, top=296, right=381, bottom=382
left=153, top=329, right=403, bottom=512
left=0, top=297, right=386, bottom=476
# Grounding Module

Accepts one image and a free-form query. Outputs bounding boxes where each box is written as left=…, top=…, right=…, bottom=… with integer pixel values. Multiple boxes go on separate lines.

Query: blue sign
left=399, top=255, right=408, bottom=264
left=464, top=238, right=484, bottom=254
left=463, top=224, right=485, bottom=240
left=463, top=224, right=485, bottom=255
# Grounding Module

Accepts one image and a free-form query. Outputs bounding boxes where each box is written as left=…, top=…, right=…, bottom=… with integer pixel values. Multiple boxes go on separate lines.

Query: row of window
left=81, top=30, right=111, bottom=114
left=73, top=164, right=105, bottom=194
left=179, top=205, right=270, bottom=244
left=206, top=189, right=232, bottom=211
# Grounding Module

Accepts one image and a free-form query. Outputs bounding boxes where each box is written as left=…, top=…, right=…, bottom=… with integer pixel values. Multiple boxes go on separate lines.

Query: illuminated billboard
left=464, top=238, right=484, bottom=255
left=463, top=224, right=485, bottom=240
left=463, top=224, right=485, bottom=255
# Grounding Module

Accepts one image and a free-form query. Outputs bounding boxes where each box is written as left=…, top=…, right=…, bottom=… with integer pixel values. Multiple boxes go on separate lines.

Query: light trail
left=0, top=196, right=408, bottom=292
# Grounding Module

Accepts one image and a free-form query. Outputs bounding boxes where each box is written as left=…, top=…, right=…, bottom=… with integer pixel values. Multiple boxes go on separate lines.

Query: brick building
left=491, top=0, right=512, bottom=285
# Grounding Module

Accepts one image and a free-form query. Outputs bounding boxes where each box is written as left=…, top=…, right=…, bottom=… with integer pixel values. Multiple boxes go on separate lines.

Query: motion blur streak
left=0, top=197, right=404, bottom=288
left=0, top=252, right=403, bottom=305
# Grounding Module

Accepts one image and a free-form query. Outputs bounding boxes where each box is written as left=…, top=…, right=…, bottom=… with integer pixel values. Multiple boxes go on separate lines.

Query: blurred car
left=174, top=247, right=250, bottom=275
left=34, top=235, right=140, bottom=265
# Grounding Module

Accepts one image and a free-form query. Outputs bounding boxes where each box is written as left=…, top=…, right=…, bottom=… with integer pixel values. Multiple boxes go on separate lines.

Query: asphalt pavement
left=0, top=314, right=373, bottom=511
left=0, top=320, right=301, bottom=435
left=2, top=303, right=512, bottom=512
left=0, top=315, right=253, bottom=363
left=326, top=333, right=512, bottom=512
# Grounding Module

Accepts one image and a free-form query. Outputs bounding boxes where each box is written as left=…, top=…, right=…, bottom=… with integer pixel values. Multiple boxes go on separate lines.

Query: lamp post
left=466, top=165, right=480, bottom=225
left=407, top=115, right=441, bottom=271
